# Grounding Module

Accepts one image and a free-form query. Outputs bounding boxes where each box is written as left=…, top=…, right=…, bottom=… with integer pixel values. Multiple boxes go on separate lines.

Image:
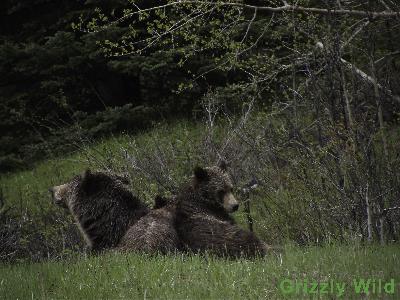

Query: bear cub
left=118, top=195, right=180, bottom=254
left=50, top=169, right=179, bottom=254
left=50, top=169, right=149, bottom=251
left=175, top=163, right=267, bottom=258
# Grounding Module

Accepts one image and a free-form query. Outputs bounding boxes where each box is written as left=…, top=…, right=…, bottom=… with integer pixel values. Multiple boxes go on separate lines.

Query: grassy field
left=0, top=122, right=201, bottom=214
left=0, top=121, right=209, bottom=261
left=1, top=121, right=399, bottom=299
left=0, top=244, right=399, bottom=299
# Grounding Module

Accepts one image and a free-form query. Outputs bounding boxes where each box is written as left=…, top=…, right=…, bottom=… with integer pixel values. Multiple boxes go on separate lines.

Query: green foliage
left=4, top=0, right=399, bottom=175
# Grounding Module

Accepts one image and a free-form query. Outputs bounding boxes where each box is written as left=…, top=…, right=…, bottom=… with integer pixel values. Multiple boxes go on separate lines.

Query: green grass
left=1, top=121, right=399, bottom=299
left=0, top=121, right=203, bottom=214
left=1, top=244, right=399, bottom=299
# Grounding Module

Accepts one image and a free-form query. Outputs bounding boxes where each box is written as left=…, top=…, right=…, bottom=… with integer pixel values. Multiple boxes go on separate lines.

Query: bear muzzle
left=49, top=184, right=68, bottom=208
left=223, top=192, right=239, bottom=213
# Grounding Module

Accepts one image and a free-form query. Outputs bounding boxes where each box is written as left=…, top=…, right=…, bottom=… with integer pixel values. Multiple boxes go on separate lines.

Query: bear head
left=49, top=169, right=132, bottom=209
left=192, top=162, right=239, bottom=213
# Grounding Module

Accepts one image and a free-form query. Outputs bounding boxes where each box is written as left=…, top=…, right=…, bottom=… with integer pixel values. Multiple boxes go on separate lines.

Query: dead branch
left=85, top=1, right=400, bottom=33
left=374, top=50, right=400, bottom=64
left=316, top=42, right=400, bottom=103
left=341, top=57, right=400, bottom=103
left=382, top=206, right=400, bottom=213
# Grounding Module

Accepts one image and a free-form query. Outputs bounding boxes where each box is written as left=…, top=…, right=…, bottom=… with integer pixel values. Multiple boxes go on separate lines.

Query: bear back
left=50, top=169, right=150, bottom=251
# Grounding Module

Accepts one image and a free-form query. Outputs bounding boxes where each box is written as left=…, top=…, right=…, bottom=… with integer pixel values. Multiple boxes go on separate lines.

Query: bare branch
left=86, top=1, right=400, bottom=33
left=383, top=206, right=400, bottom=213
left=239, top=7, right=257, bottom=45
left=340, top=19, right=370, bottom=50
left=238, top=13, right=275, bottom=56
left=315, top=42, right=400, bottom=103
left=378, top=0, right=392, bottom=11
left=340, top=57, right=400, bottom=103
left=374, top=50, right=400, bottom=64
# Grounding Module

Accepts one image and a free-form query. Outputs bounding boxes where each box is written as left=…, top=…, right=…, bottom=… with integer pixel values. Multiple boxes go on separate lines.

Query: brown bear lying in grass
left=49, top=170, right=179, bottom=254
left=50, top=166, right=268, bottom=258
left=174, top=164, right=267, bottom=258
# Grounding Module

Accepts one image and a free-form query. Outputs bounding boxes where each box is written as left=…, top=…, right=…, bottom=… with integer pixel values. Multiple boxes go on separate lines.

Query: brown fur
left=50, top=167, right=267, bottom=257
left=118, top=201, right=180, bottom=254
left=175, top=165, right=267, bottom=258
left=153, top=195, right=176, bottom=209
left=50, top=170, right=150, bottom=252
left=50, top=170, right=180, bottom=254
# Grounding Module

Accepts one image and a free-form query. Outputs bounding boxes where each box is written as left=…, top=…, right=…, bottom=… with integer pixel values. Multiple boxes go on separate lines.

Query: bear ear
left=116, top=172, right=130, bottom=184
left=81, top=169, right=95, bottom=194
left=194, top=166, right=209, bottom=182
left=218, top=159, right=228, bottom=172
left=82, top=169, right=92, bottom=180
left=154, top=195, right=167, bottom=209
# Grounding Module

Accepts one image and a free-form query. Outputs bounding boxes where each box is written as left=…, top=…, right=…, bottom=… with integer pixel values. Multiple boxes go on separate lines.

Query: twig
left=382, top=206, right=400, bottom=213
left=85, top=1, right=400, bottom=33
left=239, top=7, right=257, bottom=45
left=374, top=50, right=400, bottom=64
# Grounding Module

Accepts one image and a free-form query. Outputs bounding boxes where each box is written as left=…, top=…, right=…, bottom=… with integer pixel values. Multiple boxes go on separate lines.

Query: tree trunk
left=370, top=57, right=389, bottom=159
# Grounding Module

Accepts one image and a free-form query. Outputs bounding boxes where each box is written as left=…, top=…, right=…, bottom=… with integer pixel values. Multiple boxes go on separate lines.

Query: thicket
left=69, top=0, right=400, bottom=245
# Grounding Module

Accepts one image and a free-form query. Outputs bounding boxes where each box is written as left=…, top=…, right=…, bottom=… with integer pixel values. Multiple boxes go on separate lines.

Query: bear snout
left=49, top=184, right=68, bottom=208
left=223, top=193, right=239, bottom=213
left=231, top=203, right=239, bottom=212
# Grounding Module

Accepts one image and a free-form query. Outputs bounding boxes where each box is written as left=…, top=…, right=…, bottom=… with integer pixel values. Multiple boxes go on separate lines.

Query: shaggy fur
left=118, top=201, right=180, bottom=254
left=153, top=195, right=175, bottom=209
left=50, top=167, right=267, bottom=256
left=175, top=165, right=267, bottom=258
left=50, top=170, right=149, bottom=252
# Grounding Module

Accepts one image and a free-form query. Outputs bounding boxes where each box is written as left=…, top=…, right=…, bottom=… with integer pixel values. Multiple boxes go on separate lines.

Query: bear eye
left=217, top=190, right=225, bottom=200
left=120, top=177, right=130, bottom=184
left=115, top=175, right=130, bottom=185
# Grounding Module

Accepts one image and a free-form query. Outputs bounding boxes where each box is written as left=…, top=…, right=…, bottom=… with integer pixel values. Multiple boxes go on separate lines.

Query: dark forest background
left=0, top=0, right=209, bottom=173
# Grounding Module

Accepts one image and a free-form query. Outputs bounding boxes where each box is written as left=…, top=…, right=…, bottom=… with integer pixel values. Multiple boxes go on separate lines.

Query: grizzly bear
left=49, top=169, right=149, bottom=251
left=118, top=197, right=180, bottom=254
left=175, top=164, right=267, bottom=258
left=49, top=169, right=179, bottom=253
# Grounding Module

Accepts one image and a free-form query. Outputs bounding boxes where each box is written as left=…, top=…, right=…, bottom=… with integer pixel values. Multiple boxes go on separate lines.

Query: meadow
left=1, top=121, right=399, bottom=299
left=1, top=244, right=399, bottom=299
